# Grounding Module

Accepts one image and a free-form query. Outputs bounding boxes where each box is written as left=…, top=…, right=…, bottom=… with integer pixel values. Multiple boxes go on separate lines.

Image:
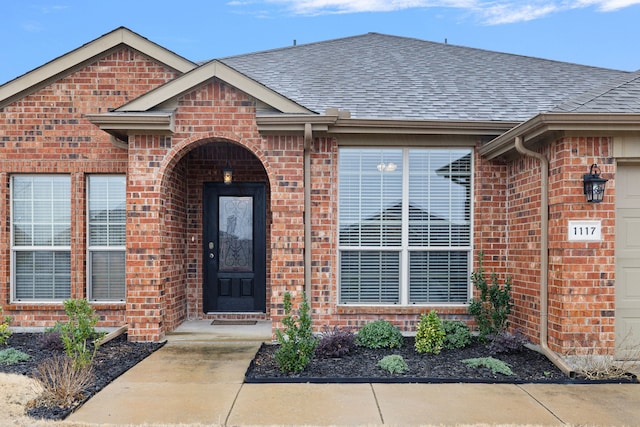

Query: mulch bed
left=0, top=332, right=164, bottom=420
left=245, top=336, right=638, bottom=384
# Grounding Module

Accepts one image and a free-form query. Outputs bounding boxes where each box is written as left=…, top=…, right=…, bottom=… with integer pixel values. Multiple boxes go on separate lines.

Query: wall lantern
left=583, top=163, right=608, bottom=203
left=223, top=162, right=233, bottom=185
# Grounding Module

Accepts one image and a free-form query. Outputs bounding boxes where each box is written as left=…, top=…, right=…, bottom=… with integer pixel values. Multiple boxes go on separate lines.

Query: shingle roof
left=553, top=70, right=640, bottom=113
left=219, top=33, right=629, bottom=122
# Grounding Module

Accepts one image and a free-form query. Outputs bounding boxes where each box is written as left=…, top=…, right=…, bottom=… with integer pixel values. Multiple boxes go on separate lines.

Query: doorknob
left=209, top=253, right=215, bottom=259
left=208, top=242, right=214, bottom=249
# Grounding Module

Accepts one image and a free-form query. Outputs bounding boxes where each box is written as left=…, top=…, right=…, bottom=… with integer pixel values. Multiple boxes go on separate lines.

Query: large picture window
left=88, top=175, right=126, bottom=301
left=12, top=175, right=71, bottom=301
left=339, top=148, right=472, bottom=304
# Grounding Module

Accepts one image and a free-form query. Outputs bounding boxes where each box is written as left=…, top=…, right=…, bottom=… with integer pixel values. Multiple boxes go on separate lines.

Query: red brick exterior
left=0, top=44, right=620, bottom=354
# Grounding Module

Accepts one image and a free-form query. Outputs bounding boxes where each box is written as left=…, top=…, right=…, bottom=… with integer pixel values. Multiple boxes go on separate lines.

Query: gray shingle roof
left=553, top=70, right=640, bottom=113
left=219, top=33, right=630, bottom=122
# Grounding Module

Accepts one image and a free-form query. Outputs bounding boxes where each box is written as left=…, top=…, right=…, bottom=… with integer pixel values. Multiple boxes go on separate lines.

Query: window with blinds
left=12, top=175, right=71, bottom=300
left=338, top=148, right=472, bottom=305
left=88, top=175, right=126, bottom=301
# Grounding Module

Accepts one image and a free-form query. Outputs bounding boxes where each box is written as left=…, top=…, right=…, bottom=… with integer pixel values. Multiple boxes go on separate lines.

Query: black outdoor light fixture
left=223, top=162, right=233, bottom=185
left=583, top=163, right=608, bottom=203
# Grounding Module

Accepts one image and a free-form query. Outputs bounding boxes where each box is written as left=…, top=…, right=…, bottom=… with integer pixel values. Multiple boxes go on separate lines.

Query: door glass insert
left=219, top=196, right=253, bottom=272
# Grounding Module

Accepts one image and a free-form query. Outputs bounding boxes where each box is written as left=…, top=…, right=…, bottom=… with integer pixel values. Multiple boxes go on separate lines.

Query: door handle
left=209, top=253, right=215, bottom=259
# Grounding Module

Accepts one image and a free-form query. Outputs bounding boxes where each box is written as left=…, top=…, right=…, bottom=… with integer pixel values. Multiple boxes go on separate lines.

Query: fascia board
left=480, top=113, right=640, bottom=160
left=117, top=61, right=313, bottom=115
left=0, top=27, right=197, bottom=109
left=257, top=115, right=517, bottom=136
left=85, top=111, right=174, bottom=134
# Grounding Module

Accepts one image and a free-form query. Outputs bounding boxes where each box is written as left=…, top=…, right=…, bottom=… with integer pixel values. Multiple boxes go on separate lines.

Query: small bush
left=415, top=311, right=445, bottom=354
left=0, top=347, right=30, bottom=364
left=59, top=299, right=104, bottom=369
left=37, top=330, right=65, bottom=352
left=468, top=252, right=512, bottom=341
left=442, top=320, right=472, bottom=350
left=377, top=355, right=408, bottom=374
left=355, top=320, right=404, bottom=349
left=462, top=357, right=514, bottom=376
left=0, top=307, right=12, bottom=346
left=487, top=329, right=528, bottom=354
left=274, top=292, right=318, bottom=373
left=31, top=353, right=93, bottom=408
left=315, top=325, right=355, bottom=358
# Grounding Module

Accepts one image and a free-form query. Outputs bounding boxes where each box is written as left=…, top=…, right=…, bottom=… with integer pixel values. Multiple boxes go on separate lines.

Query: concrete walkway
left=68, top=321, right=640, bottom=426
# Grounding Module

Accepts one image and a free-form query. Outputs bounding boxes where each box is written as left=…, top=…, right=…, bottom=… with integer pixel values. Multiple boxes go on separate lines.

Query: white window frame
left=338, top=147, right=473, bottom=306
left=11, top=175, right=71, bottom=302
left=87, top=174, right=126, bottom=302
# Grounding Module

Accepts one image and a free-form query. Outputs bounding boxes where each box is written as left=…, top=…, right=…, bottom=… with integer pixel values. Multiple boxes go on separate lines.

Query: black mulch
left=0, top=333, right=164, bottom=420
left=245, top=336, right=638, bottom=384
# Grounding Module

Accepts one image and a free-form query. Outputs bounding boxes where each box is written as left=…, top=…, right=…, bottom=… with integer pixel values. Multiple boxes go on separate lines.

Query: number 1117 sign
left=568, top=220, right=602, bottom=241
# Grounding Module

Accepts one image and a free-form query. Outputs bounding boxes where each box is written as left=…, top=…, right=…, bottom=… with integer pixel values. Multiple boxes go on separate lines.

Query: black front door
left=203, top=182, right=266, bottom=312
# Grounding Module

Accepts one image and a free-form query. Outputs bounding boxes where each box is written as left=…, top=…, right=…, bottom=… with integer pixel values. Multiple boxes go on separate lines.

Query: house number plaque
left=568, top=220, right=602, bottom=241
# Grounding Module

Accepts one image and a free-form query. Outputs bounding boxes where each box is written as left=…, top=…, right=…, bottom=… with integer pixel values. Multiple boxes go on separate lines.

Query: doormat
left=211, top=320, right=258, bottom=325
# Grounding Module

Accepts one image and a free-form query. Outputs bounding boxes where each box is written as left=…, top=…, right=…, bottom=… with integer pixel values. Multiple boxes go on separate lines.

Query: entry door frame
left=202, top=182, right=266, bottom=313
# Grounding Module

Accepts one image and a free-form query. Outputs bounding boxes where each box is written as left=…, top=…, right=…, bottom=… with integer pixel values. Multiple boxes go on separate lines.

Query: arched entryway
left=160, top=139, right=271, bottom=332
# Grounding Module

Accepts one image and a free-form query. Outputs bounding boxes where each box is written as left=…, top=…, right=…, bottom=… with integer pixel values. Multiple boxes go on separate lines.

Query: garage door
left=615, top=164, right=640, bottom=356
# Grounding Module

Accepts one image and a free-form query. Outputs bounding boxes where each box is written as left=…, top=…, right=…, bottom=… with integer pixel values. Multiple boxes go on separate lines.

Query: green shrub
left=59, top=299, right=104, bottom=369
left=414, top=311, right=445, bottom=354
left=462, top=357, right=514, bottom=376
left=0, top=347, right=30, bottom=364
left=355, top=320, right=404, bottom=349
left=274, top=292, right=318, bottom=373
left=442, top=320, right=472, bottom=350
left=0, top=307, right=12, bottom=346
left=377, top=355, right=408, bottom=374
left=468, top=252, right=512, bottom=341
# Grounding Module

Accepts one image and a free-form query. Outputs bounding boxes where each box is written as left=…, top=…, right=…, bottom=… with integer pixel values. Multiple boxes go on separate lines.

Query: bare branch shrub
left=568, top=333, right=640, bottom=380
left=30, top=353, right=93, bottom=408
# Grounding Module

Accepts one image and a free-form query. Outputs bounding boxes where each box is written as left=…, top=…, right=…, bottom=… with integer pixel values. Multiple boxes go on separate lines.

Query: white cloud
left=241, top=0, right=640, bottom=23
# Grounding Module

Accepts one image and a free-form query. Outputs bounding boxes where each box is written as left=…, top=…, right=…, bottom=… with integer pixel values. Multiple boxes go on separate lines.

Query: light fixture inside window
left=223, top=162, right=233, bottom=185
left=377, top=162, right=397, bottom=172
left=583, top=163, right=607, bottom=203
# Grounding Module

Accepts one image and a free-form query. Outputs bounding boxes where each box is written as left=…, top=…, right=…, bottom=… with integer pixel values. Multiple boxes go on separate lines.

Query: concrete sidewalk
left=68, top=321, right=640, bottom=426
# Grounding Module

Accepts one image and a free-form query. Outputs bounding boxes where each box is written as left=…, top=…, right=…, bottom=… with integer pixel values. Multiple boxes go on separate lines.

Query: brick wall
left=499, top=136, right=615, bottom=354
left=0, top=47, right=180, bottom=328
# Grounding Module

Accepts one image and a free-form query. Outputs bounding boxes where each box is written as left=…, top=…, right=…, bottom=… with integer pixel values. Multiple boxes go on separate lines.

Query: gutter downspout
left=304, top=123, right=312, bottom=299
left=514, top=136, right=575, bottom=377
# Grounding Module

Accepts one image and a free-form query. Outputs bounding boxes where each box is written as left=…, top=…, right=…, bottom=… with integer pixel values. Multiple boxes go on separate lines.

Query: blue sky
left=1, top=0, right=640, bottom=84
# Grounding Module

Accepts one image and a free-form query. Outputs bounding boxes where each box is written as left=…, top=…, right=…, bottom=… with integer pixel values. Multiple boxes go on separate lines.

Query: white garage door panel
left=616, top=164, right=640, bottom=354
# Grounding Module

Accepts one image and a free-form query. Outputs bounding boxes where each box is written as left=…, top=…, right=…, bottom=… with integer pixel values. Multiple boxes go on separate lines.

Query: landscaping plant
left=0, top=347, right=30, bottom=364
left=468, top=252, right=512, bottom=341
left=31, top=353, right=94, bottom=408
left=59, top=299, right=104, bottom=369
left=355, top=319, right=404, bottom=349
left=377, top=354, right=408, bottom=374
left=414, top=311, right=445, bottom=354
left=315, top=325, right=355, bottom=358
left=442, top=320, right=472, bottom=350
left=274, top=292, right=318, bottom=373
left=0, top=306, right=12, bottom=345
left=487, top=329, right=528, bottom=354
left=462, top=357, right=514, bottom=376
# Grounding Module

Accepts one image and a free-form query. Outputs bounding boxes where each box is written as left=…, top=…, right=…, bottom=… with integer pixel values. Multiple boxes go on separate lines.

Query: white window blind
left=12, top=175, right=71, bottom=300
left=88, top=175, right=126, bottom=301
left=339, top=148, right=472, bottom=305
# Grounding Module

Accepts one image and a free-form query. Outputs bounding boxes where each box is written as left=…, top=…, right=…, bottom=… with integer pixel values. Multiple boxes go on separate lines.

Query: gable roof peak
left=0, top=26, right=197, bottom=108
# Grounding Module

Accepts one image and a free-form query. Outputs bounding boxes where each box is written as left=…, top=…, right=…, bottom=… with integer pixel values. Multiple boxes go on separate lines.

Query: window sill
left=336, top=304, right=468, bottom=316
left=7, top=302, right=126, bottom=311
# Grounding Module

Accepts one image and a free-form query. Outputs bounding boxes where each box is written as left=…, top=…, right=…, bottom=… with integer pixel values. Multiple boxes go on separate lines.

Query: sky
left=1, top=0, right=640, bottom=85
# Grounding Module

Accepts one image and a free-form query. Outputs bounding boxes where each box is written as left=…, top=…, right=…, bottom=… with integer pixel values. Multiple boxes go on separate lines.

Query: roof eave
left=85, top=111, right=175, bottom=143
left=480, top=113, right=640, bottom=160
left=257, top=114, right=519, bottom=136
